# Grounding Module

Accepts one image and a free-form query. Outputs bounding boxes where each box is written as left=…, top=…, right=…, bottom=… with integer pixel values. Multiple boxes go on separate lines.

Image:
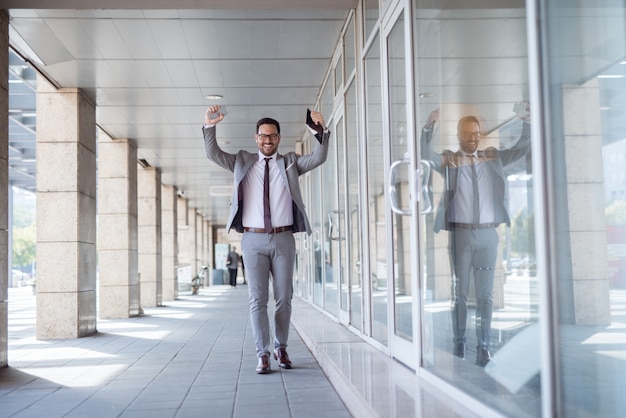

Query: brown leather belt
left=451, top=222, right=499, bottom=230
left=243, top=225, right=293, bottom=234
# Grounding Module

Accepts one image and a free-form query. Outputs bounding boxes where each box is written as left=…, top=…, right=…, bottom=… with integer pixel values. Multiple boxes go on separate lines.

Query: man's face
left=256, top=123, right=280, bottom=156
left=458, top=121, right=481, bottom=154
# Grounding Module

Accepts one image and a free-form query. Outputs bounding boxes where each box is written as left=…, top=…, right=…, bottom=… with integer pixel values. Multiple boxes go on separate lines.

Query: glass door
left=384, top=5, right=420, bottom=368
left=364, top=31, right=389, bottom=346
left=413, top=1, right=540, bottom=416
left=321, top=113, right=342, bottom=316
left=327, top=114, right=349, bottom=323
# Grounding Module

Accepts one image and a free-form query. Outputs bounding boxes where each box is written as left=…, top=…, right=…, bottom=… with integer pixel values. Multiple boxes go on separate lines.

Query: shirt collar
left=461, top=150, right=478, bottom=158
left=258, top=152, right=277, bottom=161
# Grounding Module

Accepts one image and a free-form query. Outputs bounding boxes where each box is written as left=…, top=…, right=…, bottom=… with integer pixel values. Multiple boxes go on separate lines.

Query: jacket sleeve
left=499, top=121, right=531, bottom=166
left=203, top=125, right=237, bottom=172
left=295, top=130, right=331, bottom=174
left=420, top=127, right=445, bottom=175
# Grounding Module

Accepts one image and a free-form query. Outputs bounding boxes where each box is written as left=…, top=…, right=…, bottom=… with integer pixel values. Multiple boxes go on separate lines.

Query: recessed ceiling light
left=205, top=94, right=223, bottom=100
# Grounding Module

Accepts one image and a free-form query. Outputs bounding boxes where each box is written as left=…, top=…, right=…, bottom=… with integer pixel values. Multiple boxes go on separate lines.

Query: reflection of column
left=138, top=166, right=162, bottom=308
left=161, top=185, right=178, bottom=301
left=0, top=10, right=8, bottom=366
left=562, top=79, right=610, bottom=325
left=98, top=133, right=140, bottom=318
left=36, top=75, right=97, bottom=339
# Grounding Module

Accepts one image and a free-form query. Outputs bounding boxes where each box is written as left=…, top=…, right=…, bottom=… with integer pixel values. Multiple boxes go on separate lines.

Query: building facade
left=1, top=1, right=625, bottom=417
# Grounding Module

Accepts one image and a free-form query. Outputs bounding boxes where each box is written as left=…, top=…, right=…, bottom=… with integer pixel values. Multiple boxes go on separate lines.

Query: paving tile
left=3, top=286, right=354, bottom=418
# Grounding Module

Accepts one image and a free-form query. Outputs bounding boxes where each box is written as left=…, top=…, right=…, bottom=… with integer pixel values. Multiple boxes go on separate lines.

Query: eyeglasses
left=461, top=131, right=481, bottom=138
left=257, top=133, right=279, bottom=141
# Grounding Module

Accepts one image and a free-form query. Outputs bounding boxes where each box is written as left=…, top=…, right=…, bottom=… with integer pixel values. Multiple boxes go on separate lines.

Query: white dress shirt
left=241, top=152, right=294, bottom=229
left=449, top=152, right=496, bottom=224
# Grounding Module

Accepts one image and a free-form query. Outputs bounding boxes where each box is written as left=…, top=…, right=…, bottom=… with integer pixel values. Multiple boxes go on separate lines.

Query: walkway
left=1, top=286, right=350, bottom=418
left=1, top=285, right=470, bottom=418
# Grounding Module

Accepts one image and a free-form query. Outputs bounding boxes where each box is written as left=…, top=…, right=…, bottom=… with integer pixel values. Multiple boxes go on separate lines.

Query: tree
left=12, top=198, right=36, bottom=272
left=606, top=200, right=626, bottom=225
left=510, top=205, right=535, bottom=259
left=12, top=224, right=36, bottom=270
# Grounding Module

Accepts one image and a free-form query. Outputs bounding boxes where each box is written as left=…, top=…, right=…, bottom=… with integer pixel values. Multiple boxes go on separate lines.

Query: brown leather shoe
left=256, top=353, right=271, bottom=374
left=273, top=348, right=292, bottom=369
left=475, top=346, right=493, bottom=367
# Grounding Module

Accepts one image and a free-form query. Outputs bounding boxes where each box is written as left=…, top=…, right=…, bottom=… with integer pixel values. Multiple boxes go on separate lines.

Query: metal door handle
left=328, top=210, right=345, bottom=241
left=419, top=160, right=434, bottom=214
left=389, top=157, right=411, bottom=216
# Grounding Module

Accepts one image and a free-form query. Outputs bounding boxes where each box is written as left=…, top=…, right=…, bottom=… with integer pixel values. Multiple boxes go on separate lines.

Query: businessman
left=203, top=105, right=330, bottom=373
left=421, top=106, right=531, bottom=366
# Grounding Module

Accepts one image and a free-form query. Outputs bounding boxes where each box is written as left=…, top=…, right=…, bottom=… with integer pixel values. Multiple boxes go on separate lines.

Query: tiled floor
left=1, top=286, right=351, bottom=418
left=2, top=285, right=477, bottom=418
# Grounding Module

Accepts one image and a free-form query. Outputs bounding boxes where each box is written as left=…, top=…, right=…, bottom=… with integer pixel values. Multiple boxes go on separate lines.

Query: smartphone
left=513, top=102, right=529, bottom=119
left=209, top=105, right=227, bottom=119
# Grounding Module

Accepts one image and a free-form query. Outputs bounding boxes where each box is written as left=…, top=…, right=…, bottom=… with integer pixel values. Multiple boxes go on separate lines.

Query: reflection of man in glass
left=421, top=106, right=531, bottom=366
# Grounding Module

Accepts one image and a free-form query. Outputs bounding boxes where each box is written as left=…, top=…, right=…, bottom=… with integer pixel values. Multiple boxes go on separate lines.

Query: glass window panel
left=311, top=164, right=324, bottom=308
left=414, top=1, right=539, bottom=416
left=365, top=33, right=388, bottom=344
left=543, top=2, right=626, bottom=417
left=345, top=16, right=356, bottom=79
left=346, top=80, right=363, bottom=331
left=335, top=54, right=344, bottom=97
left=321, top=77, right=333, bottom=117
left=387, top=12, right=413, bottom=342
left=364, top=0, right=379, bottom=44
left=322, top=118, right=340, bottom=316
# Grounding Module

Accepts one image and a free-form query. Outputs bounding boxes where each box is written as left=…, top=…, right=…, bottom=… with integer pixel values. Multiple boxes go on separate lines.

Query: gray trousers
left=241, top=231, right=295, bottom=357
left=448, top=227, right=499, bottom=348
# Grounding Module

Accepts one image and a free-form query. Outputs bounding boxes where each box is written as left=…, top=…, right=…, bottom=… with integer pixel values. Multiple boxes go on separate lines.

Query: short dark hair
left=256, top=117, right=280, bottom=134
left=457, top=115, right=480, bottom=133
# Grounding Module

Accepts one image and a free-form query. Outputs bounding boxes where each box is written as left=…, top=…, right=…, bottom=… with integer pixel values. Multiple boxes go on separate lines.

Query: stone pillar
left=203, top=219, right=210, bottom=268
left=176, top=196, right=191, bottom=289
left=97, top=132, right=139, bottom=318
left=196, top=212, right=203, bottom=272
left=0, top=10, right=9, bottom=367
left=161, top=184, right=178, bottom=301
left=188, top=207, right=198, bottom=277
left=36, top=75, right=97, bottom=339
left=562, top=79, right=610, bottom=324
left=138, top=166, right=162, bottom=308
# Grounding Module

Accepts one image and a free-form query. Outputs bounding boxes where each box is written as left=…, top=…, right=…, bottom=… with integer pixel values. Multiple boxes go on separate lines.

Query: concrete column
left=562, top=79, right=610, bottom=325
left=97, top=132, right=139, bottom=319
left=138, top=166, right=162, bottom=308
left=176, top=196, right=192, bottom=289
left=161, top=184, right=178, bottom=301
left=1, top=10, right=9, bottom=366
left=188, top=207, right=198, bottom=277
left=36, top=75, right=97, bottom=339
left=204, top=219, right=210, bottom=268
left=196, top=212, right=203, bottom=272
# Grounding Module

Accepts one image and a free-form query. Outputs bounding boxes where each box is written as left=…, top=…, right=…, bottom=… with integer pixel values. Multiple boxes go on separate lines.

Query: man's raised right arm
left=202, top=105, right=235, bottom=171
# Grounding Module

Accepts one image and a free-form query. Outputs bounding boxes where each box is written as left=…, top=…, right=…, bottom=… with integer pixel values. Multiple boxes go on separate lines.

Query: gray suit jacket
left=203, top=125, right=330, bottom=235
left=421, top=122, right=531, bottom=232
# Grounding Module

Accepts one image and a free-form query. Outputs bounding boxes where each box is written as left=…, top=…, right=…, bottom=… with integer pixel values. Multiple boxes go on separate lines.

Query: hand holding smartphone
left=209, top=105, right=228, bottom=119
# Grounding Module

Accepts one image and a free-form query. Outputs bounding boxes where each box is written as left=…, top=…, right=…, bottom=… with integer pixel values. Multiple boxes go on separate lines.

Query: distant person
left=202, top=105, right=330, bottom=374
left=226, top=248, right=240, bottom=287
left=420, top=105, right=531, bottom=366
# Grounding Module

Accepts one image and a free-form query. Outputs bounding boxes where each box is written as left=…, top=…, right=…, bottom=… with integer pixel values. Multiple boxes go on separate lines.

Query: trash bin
left=212, top=269, right=226, bottom=285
